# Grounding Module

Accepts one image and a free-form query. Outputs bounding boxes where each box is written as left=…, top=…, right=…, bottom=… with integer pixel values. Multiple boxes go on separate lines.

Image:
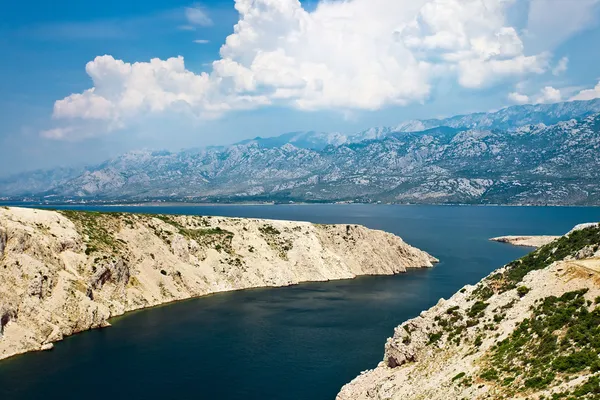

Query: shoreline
left=4, top=270, right=422, bottom=363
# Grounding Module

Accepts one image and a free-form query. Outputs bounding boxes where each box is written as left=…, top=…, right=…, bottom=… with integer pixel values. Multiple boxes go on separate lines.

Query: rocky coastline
left=0, top=207, right=437, bottom=361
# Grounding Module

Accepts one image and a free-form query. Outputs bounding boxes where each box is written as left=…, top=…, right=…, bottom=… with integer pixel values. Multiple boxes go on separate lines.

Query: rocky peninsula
left=490, top=235, right=560, bottom=248
left=0, top=207, right=437, bottom=361
left=338, top=222, right=600, bottom=400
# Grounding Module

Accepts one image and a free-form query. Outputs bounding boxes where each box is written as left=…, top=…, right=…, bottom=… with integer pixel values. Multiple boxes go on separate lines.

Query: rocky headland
left=490, top=235, right=560, bottom=248
left=338, top=222, right=600, bottom=400
left=0, top=207, right=437, bottom=361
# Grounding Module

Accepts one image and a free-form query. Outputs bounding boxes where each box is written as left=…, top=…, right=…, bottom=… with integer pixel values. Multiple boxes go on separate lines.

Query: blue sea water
left=1, top=204, right=600, bottom=400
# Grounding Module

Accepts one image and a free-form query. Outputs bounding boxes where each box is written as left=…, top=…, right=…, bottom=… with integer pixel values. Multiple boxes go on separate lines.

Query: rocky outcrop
left=0, top=207, right=437, bottom=361
left=338, top=223, right=600, bottom=400
left=490, top=235, right=560, bottom=248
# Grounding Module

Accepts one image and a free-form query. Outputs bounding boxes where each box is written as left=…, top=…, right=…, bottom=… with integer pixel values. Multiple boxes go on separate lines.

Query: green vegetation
left=259, top=225, right=281, bottom=235
left=259, top=224, right=293, bottom=260
left=428, top=304, right=471, bottom=346
left=479, top=368, right=499, bottom=381
left=552, top=375, right=600, bottom=399
left=452, top=372, right=466, bottom=382
left=467, top=301, right=489, bottom=318
left=474, top=335, right=483, bottom=347
left=428, top=332, right=443, bottom=346
left=471, top=284, right=494, bottom=301
left=151, top=214, right=234, bottom=253
left=483, top=289, right=600, bottom=396
left=59, top=210, right=124, bottom=255
left=517, top=286, right=531, bottom=297
left=446, top=306, right=460, bottom=314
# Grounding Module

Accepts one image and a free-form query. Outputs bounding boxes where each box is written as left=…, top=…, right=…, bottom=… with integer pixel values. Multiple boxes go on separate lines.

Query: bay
left=1, top=204, right=600, bottom=400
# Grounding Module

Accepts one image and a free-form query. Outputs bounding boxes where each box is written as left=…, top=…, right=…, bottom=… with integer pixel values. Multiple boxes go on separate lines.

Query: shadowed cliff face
left=0, top=207, right=436, bottom=361
left=338, top=224, right=600, bottom=400
left=0, top=227, right=6, bottom=258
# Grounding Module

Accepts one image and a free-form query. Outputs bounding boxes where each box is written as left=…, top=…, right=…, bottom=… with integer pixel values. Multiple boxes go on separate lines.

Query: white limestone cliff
left=0, top=207, right=437, bottom=361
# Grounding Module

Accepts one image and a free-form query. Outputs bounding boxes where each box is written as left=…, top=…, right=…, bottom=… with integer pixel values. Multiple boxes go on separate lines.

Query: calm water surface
left=1, top=205, right=600, bottom=400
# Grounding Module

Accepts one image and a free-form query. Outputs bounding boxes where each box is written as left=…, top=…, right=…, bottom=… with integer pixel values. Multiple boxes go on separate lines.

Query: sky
left=1, top=0, right=600, bottom=176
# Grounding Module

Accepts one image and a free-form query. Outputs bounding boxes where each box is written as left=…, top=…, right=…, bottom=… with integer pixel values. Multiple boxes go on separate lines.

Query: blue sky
left=1, top=0, right=600, bottom=176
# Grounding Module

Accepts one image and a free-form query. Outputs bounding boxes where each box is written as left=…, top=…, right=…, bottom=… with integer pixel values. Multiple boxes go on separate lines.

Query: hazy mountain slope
left=30, top=114, right=600, bottom=205
left=395, top=98, right=600, bottom=133
left=237, top=131, right=348, bottom=150
left=238, top=99, right=600, bottom=150
left=0, top=207, right=437, bottom=361
left=1, top=100, right=600, bottom=205
left=338, top=223, right=600, bottom=400
left=0, top=167, right=82, bottom=197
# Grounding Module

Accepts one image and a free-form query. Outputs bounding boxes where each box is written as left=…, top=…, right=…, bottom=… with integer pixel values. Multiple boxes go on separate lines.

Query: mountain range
left=2, top=99, right=600, bottom=205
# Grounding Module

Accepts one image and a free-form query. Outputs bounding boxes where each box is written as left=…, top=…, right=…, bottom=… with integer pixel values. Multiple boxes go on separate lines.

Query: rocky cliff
left=338, top=223, right=600, bottom=400
left=0, top=207, right=437, bottom=361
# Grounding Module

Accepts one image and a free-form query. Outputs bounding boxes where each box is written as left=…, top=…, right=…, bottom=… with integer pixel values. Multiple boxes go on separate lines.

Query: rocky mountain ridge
left=338, top=223, right=600, bottom=400
left=238, top=99, right=600, bottom=150
left=0, top=207, right=436, bottom=361
left=2, top=99, right=600, bottom=205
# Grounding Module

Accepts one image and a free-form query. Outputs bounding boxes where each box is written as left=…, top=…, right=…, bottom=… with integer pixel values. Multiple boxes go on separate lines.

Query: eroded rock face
left=0, top=307, right=16, bottom=337
left=0, top=227, right=6, bottom=257
left=0, top=207, right=437, bottom=361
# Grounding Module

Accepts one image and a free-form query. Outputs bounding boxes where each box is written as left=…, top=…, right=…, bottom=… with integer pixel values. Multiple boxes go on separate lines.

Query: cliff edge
left=0, top=207, right=437, bottom=361
left=338, top=223, right=600, bottom=400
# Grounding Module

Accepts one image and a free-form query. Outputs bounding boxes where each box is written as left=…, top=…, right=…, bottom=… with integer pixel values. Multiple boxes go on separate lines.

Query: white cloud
left=552, top=57, right=569, bottom=76
left=402, top=1, right=548, bottom=88
left=571, top=80, right=600, bottom=101
left=45, top=0, right=552, bottom=140
left=508, top=92, right=530, bottom=104
left=40, top=127, right=76, bottom=140
left=535, top=86, right=562, bottom=104
left=185, top=5, right=213, bottom=27
left=509, top=85, right=563, bottom=105
left=193, top=39, right=210, bottom=44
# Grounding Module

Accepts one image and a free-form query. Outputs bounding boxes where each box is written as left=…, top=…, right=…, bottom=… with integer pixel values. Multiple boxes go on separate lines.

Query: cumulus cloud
left=508, top=85, right=564, bottom=105
left=535, top=86, right=562, bottom=103
left=46, top=0, right=552, bottom=140
left=508, top=92, right=530, bottom=104
left=571, top=80, right=600, bottom=101
left=401, top=0, right=547, bottom=88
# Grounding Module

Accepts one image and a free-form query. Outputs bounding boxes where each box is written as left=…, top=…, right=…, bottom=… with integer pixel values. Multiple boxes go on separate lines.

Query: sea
left=1, top=204, right=600, bottom=399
